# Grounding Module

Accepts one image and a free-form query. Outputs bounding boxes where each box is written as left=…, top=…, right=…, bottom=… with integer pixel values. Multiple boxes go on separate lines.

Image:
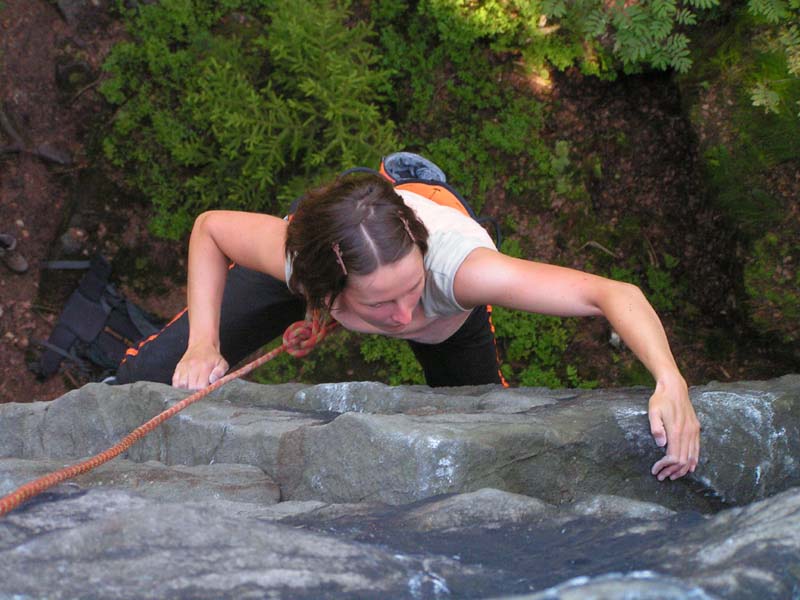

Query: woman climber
left=115, top=153, right=700, bottom=482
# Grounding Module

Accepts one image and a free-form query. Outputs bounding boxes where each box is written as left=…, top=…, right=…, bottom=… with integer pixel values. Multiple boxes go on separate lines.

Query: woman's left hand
left=453, top=250, right=702, bottom=481
left=647, top=374, right=701, bottom=481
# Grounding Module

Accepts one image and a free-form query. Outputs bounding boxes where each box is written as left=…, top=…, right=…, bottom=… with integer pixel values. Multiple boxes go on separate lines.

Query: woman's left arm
left=454, top=248, right=700, bottom=481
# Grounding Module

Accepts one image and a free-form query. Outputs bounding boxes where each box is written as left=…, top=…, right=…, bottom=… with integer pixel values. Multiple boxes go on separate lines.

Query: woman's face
left=337, top=247, right=425, bottom=332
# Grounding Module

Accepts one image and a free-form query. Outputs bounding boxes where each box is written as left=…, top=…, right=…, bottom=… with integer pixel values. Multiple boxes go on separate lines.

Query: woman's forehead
left=345, top=248, right=424, bottom=302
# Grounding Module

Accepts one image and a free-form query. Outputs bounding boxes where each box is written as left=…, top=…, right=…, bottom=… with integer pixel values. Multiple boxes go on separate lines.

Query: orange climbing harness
left=0, top=317, right=338, bottom=518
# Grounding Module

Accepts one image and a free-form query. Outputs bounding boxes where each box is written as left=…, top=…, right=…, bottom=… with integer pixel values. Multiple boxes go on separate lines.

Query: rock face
left=1, top=375, right=799, bottom=598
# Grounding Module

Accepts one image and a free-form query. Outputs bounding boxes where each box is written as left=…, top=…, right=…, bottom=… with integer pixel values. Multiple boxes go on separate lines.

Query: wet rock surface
left=1, top=376, right=798, bottom=598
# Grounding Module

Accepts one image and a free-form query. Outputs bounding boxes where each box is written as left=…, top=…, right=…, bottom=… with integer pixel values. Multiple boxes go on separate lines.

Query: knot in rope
left=282, top=315, right=335, bottom=357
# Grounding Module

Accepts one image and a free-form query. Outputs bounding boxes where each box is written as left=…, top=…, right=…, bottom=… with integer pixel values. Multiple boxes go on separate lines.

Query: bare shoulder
left=198, top=210, right=288, bottom=281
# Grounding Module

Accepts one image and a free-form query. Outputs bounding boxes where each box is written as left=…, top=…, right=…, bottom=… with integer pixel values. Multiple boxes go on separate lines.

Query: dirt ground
left=0, top=1, right=794, bottom=404
left=0, top=0, right=185, bottom=402
left=1, top=0, right=91, bottom=402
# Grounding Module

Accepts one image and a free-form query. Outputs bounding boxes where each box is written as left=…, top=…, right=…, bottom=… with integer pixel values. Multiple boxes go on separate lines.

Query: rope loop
left=282, top=314, right=334, bottom=357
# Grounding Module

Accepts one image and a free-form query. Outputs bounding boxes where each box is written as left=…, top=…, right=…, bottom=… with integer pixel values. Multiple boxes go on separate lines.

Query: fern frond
left=584, top=8, right=610, bottom=37
left=750, top=82, right=782, bottom=113
left=675, top=8, right=698, bottom=25
left=685, top=0, right=719, bottom=9
left=748, top=0, right=790, bottom=22
left=542, top=0, right=568, bottom=18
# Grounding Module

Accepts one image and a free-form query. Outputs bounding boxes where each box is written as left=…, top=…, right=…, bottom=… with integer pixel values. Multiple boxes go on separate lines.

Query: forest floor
left=0, top=0, right=187, bottom=402
left=0, top=0, right=794, bottom=403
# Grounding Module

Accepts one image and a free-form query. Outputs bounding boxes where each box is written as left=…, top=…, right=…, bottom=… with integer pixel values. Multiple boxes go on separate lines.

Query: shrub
left=747, top=0, right=799, bottom=116
left=368, top=1, right=558, bottom=211
left=101, top=0, right=396, bottom=239
left=491, top=239, right=595, bottom=388
left=399, top=0, right=720, bottom=76
left=360, top=336, right=425, bottom=386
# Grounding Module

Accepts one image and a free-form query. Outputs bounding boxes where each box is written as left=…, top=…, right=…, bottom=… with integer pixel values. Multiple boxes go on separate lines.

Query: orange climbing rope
left=0, top=317, right=337, bottom=518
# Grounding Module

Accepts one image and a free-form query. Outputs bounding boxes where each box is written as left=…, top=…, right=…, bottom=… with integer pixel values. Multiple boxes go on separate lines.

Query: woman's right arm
left=171, top=211, right=288, bottom=390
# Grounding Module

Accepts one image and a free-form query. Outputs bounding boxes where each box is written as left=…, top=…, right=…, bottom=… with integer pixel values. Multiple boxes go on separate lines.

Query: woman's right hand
left=172, top=344, right=229, bottom=390
left=174, top=210, right=287, bottom=391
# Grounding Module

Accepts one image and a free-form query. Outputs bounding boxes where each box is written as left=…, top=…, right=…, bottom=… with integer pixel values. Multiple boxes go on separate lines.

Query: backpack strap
left=394, top=181, right=475, bottom=219
left=380, top=152, right=502, bottom=246
left=33, top=339, right=92, bottom=374
left=380, top=152, right=472, bottom=217
left=35, top=256, right=112, bottom=376
left=33, top=255, right=160, bottom=378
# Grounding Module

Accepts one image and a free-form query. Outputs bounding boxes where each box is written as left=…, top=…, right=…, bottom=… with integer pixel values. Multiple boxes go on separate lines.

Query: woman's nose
left=392, top=300, right=414, bottom=325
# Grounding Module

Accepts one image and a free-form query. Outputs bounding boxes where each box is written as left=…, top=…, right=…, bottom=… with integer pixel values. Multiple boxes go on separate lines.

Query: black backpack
left=31, top=255, right=163, bottom=381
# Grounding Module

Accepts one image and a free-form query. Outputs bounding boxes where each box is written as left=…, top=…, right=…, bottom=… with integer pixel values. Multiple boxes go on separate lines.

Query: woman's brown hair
left=286, top=172, right=429, bottom=314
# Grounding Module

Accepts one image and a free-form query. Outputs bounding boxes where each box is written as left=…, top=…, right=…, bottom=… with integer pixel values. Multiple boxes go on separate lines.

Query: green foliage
left=744, top=231, right=800, bottom=344
left=252, top=329, right=365, bottom=385
left=542, top=0, right=718, bottom=75
left=416, top=0, right=716, bottom=76
left=609, top=265, right=639, bottom=286
left=368, top=1, right=560, bottom=210
left=546, top=140, right=590, bottom=200
left=611, top=3, right=692, bottom=73
left=360, top=336, right=425, bottom=386
left=748, top=0, right=796, bottom=23
left=692, top=6, right=800, bottom=239
left=493, top=306, right=578, bottom=388
left=420, top=0, right=541, bottom=51
left=384, top=0, right=722, bottom=78
left=251, top=328, right=426, bottom=387
left=423, top=97, right=552, bottom=209
left=750, top=81, right=783, bottom=113
left=101, top=0, right=396, bottom=238
left=646, top=253, right=682, bottom=313
left=491, top=238, right=595, bottom=388
left=703, top=143, right=786, bottom=236
left=250, top=338, right=301, bottom=384
left=92, top=0, right=798, bottom=390
left=609, top=254, right=683, bottom=314
left=747, top=0, right=800, bottom=115
left=617, top=358, right=656, bottom=386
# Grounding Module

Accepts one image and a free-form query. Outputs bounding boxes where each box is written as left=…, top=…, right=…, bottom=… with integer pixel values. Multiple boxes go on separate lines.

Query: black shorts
left=116, top=265, right=504, bottom=387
